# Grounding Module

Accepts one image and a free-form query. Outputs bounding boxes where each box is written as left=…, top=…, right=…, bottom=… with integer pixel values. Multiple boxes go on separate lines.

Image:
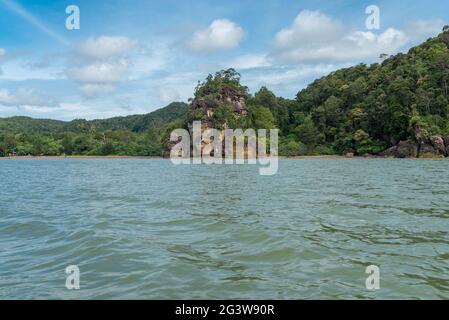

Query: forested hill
left=2, top=29, right=449, bottom=157
left=172, top=29, right=449, bottom=157
left=0, top=102, right=188, bottom=135
left=0, top=102, right=188, bottom=156
left=291, top=29, right=449, bottom=156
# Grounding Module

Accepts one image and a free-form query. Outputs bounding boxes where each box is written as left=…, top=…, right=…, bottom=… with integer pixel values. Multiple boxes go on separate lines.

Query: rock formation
left=380, top=141, right=418, bottom=158
left=381, top=132, right=449, bottom=158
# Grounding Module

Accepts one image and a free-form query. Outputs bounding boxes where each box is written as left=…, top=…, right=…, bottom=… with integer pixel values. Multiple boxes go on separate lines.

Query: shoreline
left=1, top=154, right=447, bottom=160
left=0, top=155, right=163, bottom=159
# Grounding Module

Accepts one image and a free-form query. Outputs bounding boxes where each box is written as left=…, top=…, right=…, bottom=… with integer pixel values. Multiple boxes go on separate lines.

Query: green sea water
left=0, top=158, right=448, bottom=299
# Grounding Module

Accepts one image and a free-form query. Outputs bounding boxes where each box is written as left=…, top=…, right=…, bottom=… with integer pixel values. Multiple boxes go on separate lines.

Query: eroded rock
left=430, top=136, right=447, bottom=156
left=380, top=140, right=418, bottom=158
left=419, top=143, right=442, bottom=158
left=443, top=135, right=449, bottom=156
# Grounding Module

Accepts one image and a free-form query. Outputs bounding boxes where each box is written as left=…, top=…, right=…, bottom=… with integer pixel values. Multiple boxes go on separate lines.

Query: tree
left=295, top=115, right=321, bottom=147
left=250, top=106, right=276, bottom=129
left=379, top=53, right=389, bottom=61
left=353, top=129, right=371, bottom=154
left=62, top=134, right=74, bottom=155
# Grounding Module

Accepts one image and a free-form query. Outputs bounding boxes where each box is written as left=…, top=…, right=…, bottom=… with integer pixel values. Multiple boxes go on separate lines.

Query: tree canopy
left=2, top=29, right=449, bottom=157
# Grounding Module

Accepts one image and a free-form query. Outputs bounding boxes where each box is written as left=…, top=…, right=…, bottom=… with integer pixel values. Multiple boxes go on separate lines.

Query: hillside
left=2, top=29, right=449, bottom=157
left=166, top=29, right=449, bottom=158
left=0, top=102, right=188, bottom=135
left=0, top=102, right=188, bottom=156
left=290, top=29, right=449, bottom=156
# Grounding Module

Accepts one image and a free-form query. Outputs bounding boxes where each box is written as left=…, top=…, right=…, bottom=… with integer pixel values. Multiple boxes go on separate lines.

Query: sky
left=0, top=0, right=447, bottom=120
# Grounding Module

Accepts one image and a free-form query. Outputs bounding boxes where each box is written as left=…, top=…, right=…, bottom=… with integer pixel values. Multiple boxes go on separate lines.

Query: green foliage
left=249, top=105, right=276, bottom=129
left=193, top=68, right=248, bottom=100
left=290, top=31, right=449, bottom=153
left=3, top=31, right=449, bottom=157
left=279, top=136, right=305, bottom=156
left=0, top=102, right=188, bottom=156
left=295, top=116, right=322, bottom=147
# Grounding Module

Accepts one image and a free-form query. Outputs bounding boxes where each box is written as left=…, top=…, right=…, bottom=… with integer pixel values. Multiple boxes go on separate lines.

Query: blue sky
left=0, top=0, right=447, bottom=120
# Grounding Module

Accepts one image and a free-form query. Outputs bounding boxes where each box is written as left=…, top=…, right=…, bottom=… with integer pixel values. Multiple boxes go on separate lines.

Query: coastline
left=1, top=154, right=447, bottom=160
left=1, top=154, right=350, bottom=160
left=0, top=155, right=163, bottom=159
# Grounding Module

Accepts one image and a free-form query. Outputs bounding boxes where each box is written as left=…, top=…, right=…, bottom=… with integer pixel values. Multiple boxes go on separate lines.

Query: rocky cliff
left=381, top=124, right=449, bottom=158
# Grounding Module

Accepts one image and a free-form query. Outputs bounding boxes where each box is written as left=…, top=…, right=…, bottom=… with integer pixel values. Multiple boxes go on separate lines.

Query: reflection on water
left=0, top=158, right=448, bottom=299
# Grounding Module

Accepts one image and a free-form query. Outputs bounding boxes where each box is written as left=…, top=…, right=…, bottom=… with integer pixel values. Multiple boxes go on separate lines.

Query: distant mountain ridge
left=0, top=102, right=188, bottom=135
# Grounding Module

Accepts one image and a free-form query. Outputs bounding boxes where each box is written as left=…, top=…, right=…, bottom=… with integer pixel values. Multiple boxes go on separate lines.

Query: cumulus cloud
left=226, top=53, right=271, bottom=70
left=403, top=19, right=446, bottom=40
left=275, top=10, right=345, bottom=48
left=189, top=19, right=245, bottom=52
left=67, top=36, right=137, bottom=98
left=0, top=87, right=59, bottom=109
left=128, top=42, right=170, bottom=80
left=79, top=84, right=116, bottom=97
left=0, top=49, right=64, bottom=80
left=78, top=36, right=137, bottom=59
left=272, top=10, right=409, bottom=63
left=240, top=63, right=347, bottom=97
left=68, top=60, right=129, bottom=83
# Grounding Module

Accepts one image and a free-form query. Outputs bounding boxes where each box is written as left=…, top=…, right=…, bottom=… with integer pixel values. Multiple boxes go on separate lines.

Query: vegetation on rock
left=2, top=29, right=449, bottom=157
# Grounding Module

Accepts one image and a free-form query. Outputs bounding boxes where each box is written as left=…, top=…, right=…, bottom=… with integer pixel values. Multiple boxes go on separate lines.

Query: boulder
left=430, top=136, right=447, bottom=156
left=443, top=135, right=449, bottom=156
left=380, top=141, right=418, bottom=158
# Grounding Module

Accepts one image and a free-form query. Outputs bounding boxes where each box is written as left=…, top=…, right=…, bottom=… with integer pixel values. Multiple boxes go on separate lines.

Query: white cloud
left=78, top=36, right=137, bottom=59
left=240, top=64, right=346, bottom=97
left=189, top=19, right=245, bottom=52
left=403, top=19, right=446, bottom=40
left=0, top=50, right=64, bottom=81
left=0, top=87, right=58, bottom=109
left=79, top=83, right=116, bottom=97
left=68, top=60, right=129, bottom=83
left=226, top=53, right=271, bottom=70
left=274, top=10, right=345, bottom=49
left=67, top=36, right=138, bottom=98
left=128, top=42, right=171, bottom=80
left=0, top=60, right=64, bottom=81
left=272, top=10, right=409, bottom=63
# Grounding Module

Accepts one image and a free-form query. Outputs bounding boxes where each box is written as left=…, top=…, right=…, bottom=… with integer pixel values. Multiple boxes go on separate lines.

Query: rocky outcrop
left=381, top=135, right=449, bottom=158
left=225, top=97, right=247, bottom=115
left=413, top=125, right=427, bottom=146
left=444, top=135, right=449, bottom=156
left=419, top=143, right=442, bottom=158
left=380, top=140, right=418, bottom=158
left=429, top=136, right=447, bottom=156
